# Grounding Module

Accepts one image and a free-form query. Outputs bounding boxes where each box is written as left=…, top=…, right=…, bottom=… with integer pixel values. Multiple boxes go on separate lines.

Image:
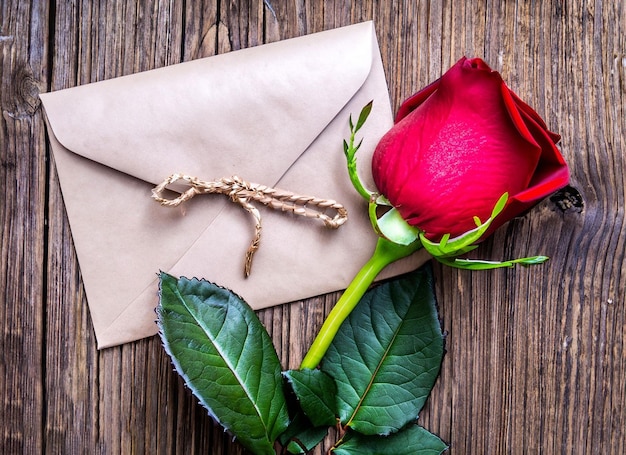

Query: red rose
left=372, top=57, right=569, bottom=241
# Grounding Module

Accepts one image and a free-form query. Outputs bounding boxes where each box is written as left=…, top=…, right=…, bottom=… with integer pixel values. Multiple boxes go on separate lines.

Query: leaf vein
left=173, top=286, right=271, bottom=436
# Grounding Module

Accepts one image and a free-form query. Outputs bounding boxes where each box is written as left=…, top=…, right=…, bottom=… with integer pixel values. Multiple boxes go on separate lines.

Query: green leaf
left=278, top=411, right=329, bottom=454
left=157, top=272, right=289, bottom=455
left=355, top=100, right=373, bottom=132
left=332, top=425, right=448, bottom=455
left=284, top=368, right=337, bottom=427
left=321, top=266, right=444, bottom=436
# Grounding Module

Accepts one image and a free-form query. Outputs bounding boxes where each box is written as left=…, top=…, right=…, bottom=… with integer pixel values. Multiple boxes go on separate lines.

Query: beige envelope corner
left=40, top=21, right=430, bottom=349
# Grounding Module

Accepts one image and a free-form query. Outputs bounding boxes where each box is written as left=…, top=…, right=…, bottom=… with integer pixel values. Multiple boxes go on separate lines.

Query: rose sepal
left=370, top=203, right=421, bottom=246
left=419, top=192, right=509, bottom=258
left=437, top=255, right=549, bottom=270
left=419, top=192, right=550, bottom=270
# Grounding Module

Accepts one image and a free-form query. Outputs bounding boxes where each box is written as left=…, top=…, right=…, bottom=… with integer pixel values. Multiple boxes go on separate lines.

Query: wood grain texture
left=1, top=0, right=623, bottom=453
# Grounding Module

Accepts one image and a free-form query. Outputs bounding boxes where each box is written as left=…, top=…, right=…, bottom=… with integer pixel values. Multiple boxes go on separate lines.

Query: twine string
left=152, top=173, right=348, bottom=277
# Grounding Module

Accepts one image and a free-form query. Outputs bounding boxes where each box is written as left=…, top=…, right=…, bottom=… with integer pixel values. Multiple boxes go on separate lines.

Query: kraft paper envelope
left=40, top=21, right=429, bottom=349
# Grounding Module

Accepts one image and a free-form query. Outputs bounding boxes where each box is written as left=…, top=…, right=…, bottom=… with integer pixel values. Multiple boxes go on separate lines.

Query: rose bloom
left=372, top=57, right=569, bottom=241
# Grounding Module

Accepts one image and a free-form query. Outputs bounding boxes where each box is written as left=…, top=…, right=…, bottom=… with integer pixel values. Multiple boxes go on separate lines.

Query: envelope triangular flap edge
left=39, top=22, right=376, bottom=187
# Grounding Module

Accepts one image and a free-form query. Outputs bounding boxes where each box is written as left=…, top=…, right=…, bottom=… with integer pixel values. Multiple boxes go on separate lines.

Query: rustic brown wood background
left=1, top=0, right=624, bottom=453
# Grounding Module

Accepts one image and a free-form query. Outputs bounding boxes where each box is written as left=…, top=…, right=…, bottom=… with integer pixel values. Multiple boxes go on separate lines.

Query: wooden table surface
left=2, top=1, right=624, bottom=453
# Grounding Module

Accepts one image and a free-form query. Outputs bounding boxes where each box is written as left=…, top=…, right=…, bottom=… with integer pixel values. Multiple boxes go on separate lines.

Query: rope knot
left=152, top=174, right=349, bottom=277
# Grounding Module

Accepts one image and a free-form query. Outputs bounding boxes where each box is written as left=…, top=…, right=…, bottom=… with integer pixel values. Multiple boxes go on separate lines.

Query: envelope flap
left=40, top=22, right=376, bottom=187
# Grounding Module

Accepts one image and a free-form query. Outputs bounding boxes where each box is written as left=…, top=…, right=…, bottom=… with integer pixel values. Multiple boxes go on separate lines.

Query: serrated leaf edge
left=157, top=272, right=284, bottom=448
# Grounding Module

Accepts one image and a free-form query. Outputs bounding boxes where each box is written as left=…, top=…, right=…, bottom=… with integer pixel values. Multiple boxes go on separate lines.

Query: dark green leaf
left=355, top=100, right=373, bottom=132
left=321, top=266, right=444, bottom=436
left=284, top=368, right=337, bottom=427
left=157, top=272, right=289, bottom=455
left=332, top=425, right=448, bottom=455
left=278, top=411, right=329, bottom=454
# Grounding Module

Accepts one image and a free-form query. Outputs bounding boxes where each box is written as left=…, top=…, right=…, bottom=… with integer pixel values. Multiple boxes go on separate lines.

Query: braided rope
left=152, top=173, right=348, bottom=277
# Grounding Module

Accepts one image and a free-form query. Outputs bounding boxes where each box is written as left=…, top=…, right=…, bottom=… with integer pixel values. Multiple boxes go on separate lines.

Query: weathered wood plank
left=0, top=0, right=49, bottom=453
left=44, top=0, right=112, bottom=452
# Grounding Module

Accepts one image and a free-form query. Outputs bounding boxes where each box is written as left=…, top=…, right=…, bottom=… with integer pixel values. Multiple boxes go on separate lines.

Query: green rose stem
left=300, top=236, right=421, bottom=370
left=299, top=102, right=423, bottom=370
